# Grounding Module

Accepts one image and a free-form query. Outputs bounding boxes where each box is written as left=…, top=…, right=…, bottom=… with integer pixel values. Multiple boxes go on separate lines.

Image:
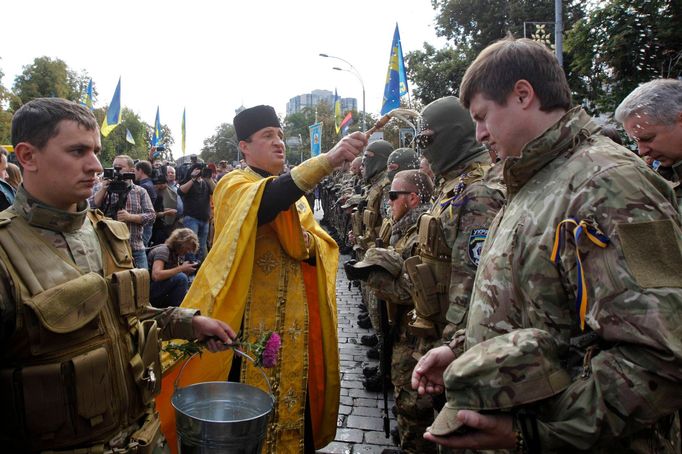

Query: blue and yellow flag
left=380, top=23, right=409, bottom=115
left=152, top=107, right=162, bottom=146
left=101, top=78, right=121, bottom=137
left=80, top=79, right=94, bottom=110
left=309, top=122, right=322, bottom=157
left=334, top=89, right=342, bottom=135
left=181, top=108, right=186, bottom=156
left=125, top=128, right=136, bottom=145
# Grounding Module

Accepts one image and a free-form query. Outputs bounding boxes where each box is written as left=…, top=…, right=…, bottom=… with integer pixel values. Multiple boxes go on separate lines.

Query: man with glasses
left=351, top=169, right=436, bottom=452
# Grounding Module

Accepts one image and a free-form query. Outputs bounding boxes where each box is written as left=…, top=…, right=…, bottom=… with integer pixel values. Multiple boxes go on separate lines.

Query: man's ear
left=13, top=142, right=38, bottom=171
left=238, top=140, right=249, bottom=159
left=512, top=79, right=536, bottom=109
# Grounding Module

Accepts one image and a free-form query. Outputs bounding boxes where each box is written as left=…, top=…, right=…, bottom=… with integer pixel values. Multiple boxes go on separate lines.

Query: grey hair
left=615, top=79, right=682, bottom=125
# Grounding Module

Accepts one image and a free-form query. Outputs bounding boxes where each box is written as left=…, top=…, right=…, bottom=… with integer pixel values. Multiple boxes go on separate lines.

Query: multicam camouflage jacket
left=466, top=108, right=682, bottom=452
left=430, top=154, right=505, bottom=337
left=366, top=202, right=430, bottom=305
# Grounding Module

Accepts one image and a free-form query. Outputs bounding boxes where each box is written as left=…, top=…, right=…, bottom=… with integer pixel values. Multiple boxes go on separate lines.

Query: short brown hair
left=395, top=169, right=434, bottom=203
left=459, top=37, right=571, bottom=112
left=11, top=98, right=98, bottom=148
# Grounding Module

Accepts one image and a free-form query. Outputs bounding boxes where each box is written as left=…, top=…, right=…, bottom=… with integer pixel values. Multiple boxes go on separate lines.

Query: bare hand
left=117, top=209, right=132, bottom=223
left=411, top=345, right=455, bottom=395
left=164, top=208, right=178, bottom=217
left=424, top=411, right=515, bottom=449
left=191, top=169, right=201, bottom=179
left=192, top=315, right=237, bottom=352
left=326, top=131, right=368, bottom=168
left=179, top=261, right=198, bottom=274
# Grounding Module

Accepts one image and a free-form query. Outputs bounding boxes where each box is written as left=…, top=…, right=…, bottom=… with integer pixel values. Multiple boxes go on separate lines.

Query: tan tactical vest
left=0, top=210, right=162, bottom=454
left=359, top=178, right=389, bottom=249
left=405, top=162, right=490, bottom=338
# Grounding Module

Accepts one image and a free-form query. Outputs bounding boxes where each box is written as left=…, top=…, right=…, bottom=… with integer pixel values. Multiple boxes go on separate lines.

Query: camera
left=103, top=166, right=135, bottom=193
left=151, top=166, right=167, bottom=185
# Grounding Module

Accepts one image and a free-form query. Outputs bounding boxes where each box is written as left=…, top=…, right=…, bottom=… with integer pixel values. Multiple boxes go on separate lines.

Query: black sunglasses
left=389, top=190, right=413, bottom=201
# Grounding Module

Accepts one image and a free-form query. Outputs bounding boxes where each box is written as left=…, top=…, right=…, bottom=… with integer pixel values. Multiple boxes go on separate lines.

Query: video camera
left=151, top=165, right=167, bottom=185
left=103, top=166, right=135, bottom=193
left=190, top=162, right=213, bottom=179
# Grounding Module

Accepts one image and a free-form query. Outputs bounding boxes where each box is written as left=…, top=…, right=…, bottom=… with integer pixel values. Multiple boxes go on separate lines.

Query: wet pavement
left=316, top=254, right=398, bottom=454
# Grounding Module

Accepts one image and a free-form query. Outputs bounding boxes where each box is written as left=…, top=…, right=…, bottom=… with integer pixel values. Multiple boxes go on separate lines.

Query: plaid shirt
left=89, top=182, right=155, bottom=251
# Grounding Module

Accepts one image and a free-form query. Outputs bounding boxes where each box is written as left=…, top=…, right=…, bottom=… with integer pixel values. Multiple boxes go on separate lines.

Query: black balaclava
left=420, top=96, right=485, bottom=176
left=363, top=140, right=393, bottom=182
left=386, top=148, right=420, bottom=182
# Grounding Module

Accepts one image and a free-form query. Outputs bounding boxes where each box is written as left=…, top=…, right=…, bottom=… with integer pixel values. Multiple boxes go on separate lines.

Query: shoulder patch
left=468, top=227, right=488, bottom=266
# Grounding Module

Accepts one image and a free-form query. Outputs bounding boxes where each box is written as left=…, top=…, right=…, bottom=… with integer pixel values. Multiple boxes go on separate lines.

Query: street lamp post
left=319, top=53, right=366, bottom=131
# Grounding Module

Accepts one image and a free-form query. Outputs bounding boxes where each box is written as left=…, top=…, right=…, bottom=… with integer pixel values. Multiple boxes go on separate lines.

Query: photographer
left=178, top=162, right=214, bottom=262
left=90, top=154, right=155, bottom=268
left=148, top=228, right=198, bottom=307
left=135, top=159, right=157, bottom=246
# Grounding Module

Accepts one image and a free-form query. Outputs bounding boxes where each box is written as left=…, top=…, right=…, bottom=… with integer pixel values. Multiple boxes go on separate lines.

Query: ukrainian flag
left=152, top=107, right=162, bottom=146
left=381, top=23, right=409, bottom=115
left=80, top=79, right=94, bottom=110
left=334, top=89, right=342, bottom=135
left=101, top=78, right=121, bottom=137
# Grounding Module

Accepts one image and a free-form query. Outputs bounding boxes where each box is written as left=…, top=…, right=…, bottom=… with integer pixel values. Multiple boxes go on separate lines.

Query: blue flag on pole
left=380, top=23, right=408, bottom=115
left=152, top=107, right=162, bottom=146
left=80, top=79, right=94, bottom=110
left=309, top=122, right=322, bottom=157
left=101, top=78, right=121, bottom=137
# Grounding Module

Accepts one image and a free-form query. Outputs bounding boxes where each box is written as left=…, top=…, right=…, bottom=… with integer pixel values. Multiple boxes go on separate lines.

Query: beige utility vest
left=405, top=162, right=491, bottom=338
left=0, top=210, right=161, bottom=453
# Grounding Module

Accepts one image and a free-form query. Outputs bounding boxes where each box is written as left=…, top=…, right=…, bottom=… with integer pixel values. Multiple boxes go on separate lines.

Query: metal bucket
left=172, top=351, right=274, bottom=453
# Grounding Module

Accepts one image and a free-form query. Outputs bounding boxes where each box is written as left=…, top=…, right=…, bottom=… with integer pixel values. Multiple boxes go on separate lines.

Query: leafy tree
left=407, top=0, right=584, bottom=105
left=11, top=57, right=90, bottom=110
left=200, top=123, right=239, bottom=164
left=94, top=107, right=154, bottom=166
left=565, top=0, right=682, bottom=114
left=406, top=43, right=473, bottom=105
left=0, top=64, right=15, bottom=145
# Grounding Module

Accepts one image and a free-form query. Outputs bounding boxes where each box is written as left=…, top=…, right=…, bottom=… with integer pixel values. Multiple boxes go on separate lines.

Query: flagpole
left=320, top=53, right=366, bottom=131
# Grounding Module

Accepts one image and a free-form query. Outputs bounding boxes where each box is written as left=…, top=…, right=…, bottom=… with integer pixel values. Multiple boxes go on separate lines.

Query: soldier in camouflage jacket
left=413, top=37, right=682, bottom=453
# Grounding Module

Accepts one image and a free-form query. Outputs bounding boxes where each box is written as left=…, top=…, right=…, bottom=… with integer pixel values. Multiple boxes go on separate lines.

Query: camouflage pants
left=392, top=320, right=437, bottom=454
left=363, top=284, right=384, bottom=342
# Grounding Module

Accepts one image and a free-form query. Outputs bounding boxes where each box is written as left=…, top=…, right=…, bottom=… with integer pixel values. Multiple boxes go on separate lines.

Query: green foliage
left=406, top=43, right=472, bottom=105
left=565, top=0, right=682, bottom=114
left=0, top=64, right=14, bottom=145
left=11, top=57, right=89, bottom=110
left=431, top=0, right=556, bottom=54
left=282, top=103, right=381, bottom=165
left=200, top=123, right=239, bottom=164
left=409, top=0, right=584, bottom=105
left=94, top=107, right=153, bottom=166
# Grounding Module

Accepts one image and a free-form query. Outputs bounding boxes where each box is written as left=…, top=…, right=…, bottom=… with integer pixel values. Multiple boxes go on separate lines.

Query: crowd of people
left=0, top=36, right=681, bottom=454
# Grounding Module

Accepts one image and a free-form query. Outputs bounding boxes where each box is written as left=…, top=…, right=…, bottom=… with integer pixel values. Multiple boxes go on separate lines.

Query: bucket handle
left=173, top=348, right=274, bottom=402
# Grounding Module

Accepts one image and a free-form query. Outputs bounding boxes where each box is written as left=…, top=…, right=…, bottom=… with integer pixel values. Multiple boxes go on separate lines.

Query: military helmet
left=363, top=140, right=393, bottom=182
left=428, top=328, right=571, bottom=436
left=386, top=148, right=420, bottom=182
left=341, top=193, right=365, bottom=209
left=350, top=247, right=403, bottom=278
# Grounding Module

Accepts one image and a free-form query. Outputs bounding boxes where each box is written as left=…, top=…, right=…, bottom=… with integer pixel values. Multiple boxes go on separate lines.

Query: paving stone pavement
left=316, top=252, right=399, bottom=454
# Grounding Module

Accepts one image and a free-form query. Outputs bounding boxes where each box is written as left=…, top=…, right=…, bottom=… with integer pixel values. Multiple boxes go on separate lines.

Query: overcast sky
left=1, top=0, right=446, bottom=155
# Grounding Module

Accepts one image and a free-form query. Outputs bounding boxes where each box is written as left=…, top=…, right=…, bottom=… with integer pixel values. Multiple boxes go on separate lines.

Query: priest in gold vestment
left=168, top=105, right=367, bottom=453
